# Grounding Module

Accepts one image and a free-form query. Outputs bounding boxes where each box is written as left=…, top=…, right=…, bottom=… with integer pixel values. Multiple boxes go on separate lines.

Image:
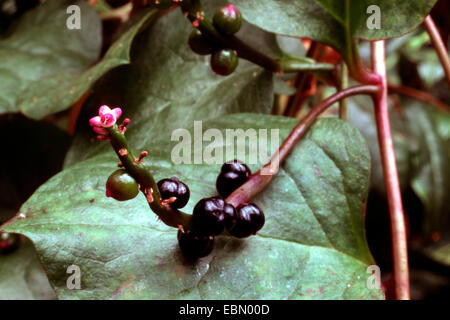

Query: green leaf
left=0, top=0, right=101, bottom=116
left=19, top=8, right=159, bottom=120
left=230, top=0, right=437, bottom=60
left=404, top=102, right=450, bottom=236
left=230, top=0, right=346, bottom=55
left=0, top=237, right=56, bottom=299
left=2, top=114, right=382, bottom=299
left=0, top=1, right=158, bottom=119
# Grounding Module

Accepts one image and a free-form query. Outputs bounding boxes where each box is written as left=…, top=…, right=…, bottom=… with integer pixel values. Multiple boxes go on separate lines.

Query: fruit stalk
left=226, top=84, right=380, bottom=207
left=106, top=126, right=192, bottom=229
left=371, top=40, right=410, bottom=300
left=424, top=15, right=450, bottom=89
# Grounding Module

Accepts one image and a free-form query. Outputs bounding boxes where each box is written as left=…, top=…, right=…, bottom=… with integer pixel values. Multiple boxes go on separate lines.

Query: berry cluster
left=94, top=108, right=264, bottom=260
left=188, top=5, right=242, bottom=76
left=105, top=159, right=265, bottom=260
left=176, top=160, right=265, bottom=260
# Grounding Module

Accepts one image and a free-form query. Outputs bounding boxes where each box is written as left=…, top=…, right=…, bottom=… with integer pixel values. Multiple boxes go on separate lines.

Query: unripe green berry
left=188, top=29, right=213, bottom=55
left=210, top=49, right=239, bottom=76
left=213, top=4, right=242, bottom=35
left=106, top=169, right=139, bottom=201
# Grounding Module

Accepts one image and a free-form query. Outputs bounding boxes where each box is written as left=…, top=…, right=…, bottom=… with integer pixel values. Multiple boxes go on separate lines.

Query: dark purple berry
left=0, top=232, right=20, bottom=255
left=192, top=196, right=236, bottom=236
left=157, top=177, right=190, bottom=209
left=177, top=229, right=214, bottom=259
left=228, top=203, right=265, bottom=238
left=210, top=49, right=239, bottom=76
left=216, top=160, right=251, bottom=198
left=213, top=4, right=242, bottom=35
left=188, top=29, right=214, bottom=55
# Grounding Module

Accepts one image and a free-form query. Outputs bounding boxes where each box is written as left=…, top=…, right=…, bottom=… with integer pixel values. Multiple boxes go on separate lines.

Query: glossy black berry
left=178, top=229, right=214, bottom=259
left=192, top=196, right=236, bottom=236
left=157, top=177, right=190, bottom=209
left=210, top=49, right=238, bottom=76
left=213, top=4, right=242, bottom=35
left=106, top=169, right=139, bottom=201
left=216, top=160, right=251, bottom=198
left=0, top=232, right=20, bottom=255
left=228, top=203, right=265, bottom=238
left=188, top=29, right=214, bottom=55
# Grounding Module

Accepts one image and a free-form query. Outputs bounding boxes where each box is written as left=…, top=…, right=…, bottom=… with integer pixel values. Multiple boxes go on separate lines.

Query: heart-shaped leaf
left=2, top=114, right=383, bottom=299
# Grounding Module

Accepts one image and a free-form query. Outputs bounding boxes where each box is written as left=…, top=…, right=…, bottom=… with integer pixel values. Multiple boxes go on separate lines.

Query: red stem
left=424, top=15, right=450, bottom=89
left=226, top=84, right=380, bottom=207
left=371, top=41, right=410, bottom=300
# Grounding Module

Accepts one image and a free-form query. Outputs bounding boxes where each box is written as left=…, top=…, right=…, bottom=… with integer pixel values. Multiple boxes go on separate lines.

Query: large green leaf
left=0, top=1, right=158, bottom=119
left=0, top=237, right=56, bottom=299
left=0, top=0, right=101, bottom=116
left=230, top=0, right=437, bottom=58
left=2, top=113, right=382, bottom=299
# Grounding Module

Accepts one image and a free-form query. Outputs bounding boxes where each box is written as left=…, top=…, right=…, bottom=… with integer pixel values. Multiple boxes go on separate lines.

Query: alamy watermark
left=171, top=121, right=280, bottom=175
left=366, top=265, right=381, bottom=289
left=366, top=5, right=381, bottom=30
left=66, top=5, right=81, bottom=30
left=66, top=264, right=81, bottom=289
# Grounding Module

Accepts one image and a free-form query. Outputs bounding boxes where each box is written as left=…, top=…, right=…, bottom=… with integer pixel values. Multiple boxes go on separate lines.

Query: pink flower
left=89, top=105, right=122, bottom=137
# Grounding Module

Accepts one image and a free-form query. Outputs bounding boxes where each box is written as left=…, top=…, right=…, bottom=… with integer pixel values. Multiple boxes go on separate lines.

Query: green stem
left=107, top=126, right=192, bottom=229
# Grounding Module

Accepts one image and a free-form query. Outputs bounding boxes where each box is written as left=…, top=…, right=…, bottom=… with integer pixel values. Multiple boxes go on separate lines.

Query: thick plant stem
left=424, top=15, right=450, bottom=89
left=371, top=41, right=410, bottom=300
left=226, top=85, right=380, bottom=207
